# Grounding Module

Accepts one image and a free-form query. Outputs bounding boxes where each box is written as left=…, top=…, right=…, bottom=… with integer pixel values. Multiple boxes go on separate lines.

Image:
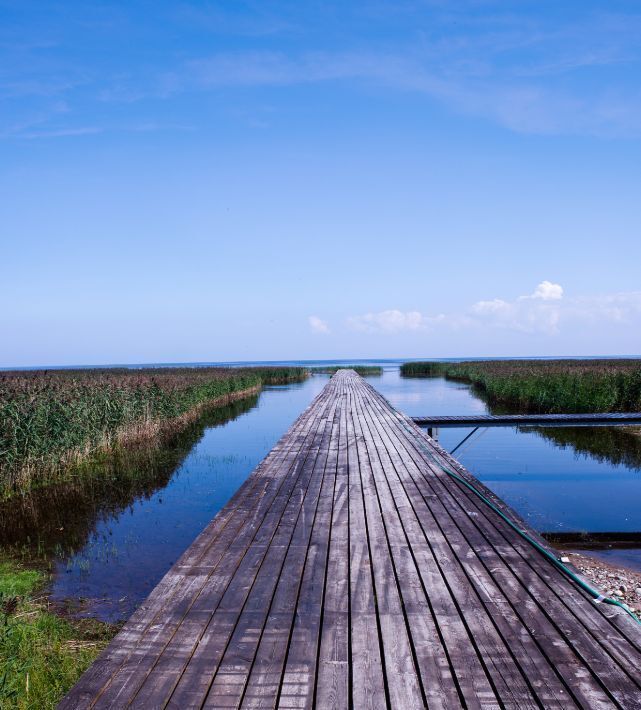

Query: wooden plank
left=61, top=370, right=641, bottom=709
left=344, top=382, right=387, bottom=710
left=315, top=382, right=350, bottom=709
left=276, top=402, right=343, bottom=708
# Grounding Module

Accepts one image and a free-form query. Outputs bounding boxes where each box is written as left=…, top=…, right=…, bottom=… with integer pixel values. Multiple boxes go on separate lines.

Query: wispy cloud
left=21, top=126, right=103, bottom=139
left=0, top=78, right=84, bottom=100
left=347, top=309, right=430, bottom=334
left=309, top=315, right=330, bottom=334
left=3, top=4, right=641, bottom=140
left=146, top=42, right=641, bottom=137
left=0, top=116, right=194, bottom=140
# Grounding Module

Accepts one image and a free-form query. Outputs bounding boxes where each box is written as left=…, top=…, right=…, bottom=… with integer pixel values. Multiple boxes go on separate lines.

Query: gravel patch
left=562, top=550, right=641, bottom=614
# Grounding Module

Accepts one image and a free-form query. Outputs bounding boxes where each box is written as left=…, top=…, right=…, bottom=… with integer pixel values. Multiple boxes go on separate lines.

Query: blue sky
left=2, top=1, right=641, bottom=366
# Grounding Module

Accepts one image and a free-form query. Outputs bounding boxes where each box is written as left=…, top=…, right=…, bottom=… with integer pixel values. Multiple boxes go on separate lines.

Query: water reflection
left=535, top=426, right=641, bottom=470
left=393, top=370, right=641, bottom=535
left=0, top=394, right=260, bottom=557
left=399, top=371, right=641, bottom=471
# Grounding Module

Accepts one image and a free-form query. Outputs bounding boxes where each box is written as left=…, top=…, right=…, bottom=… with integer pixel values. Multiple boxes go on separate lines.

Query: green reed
left=400, top=359, right=641, bottom=413
left=0, top=367, right=306, bottom=497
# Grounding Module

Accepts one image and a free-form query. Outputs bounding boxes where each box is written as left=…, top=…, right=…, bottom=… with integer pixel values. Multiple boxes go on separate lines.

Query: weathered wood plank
left=315, top=386, right=350, bottom=709
left=277, top=401, right=343, bottom=709
left=344, top=384, right=387, bottom=710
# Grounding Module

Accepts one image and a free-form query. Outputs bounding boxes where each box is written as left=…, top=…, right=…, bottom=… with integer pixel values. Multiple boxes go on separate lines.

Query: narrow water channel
left=1, top=363, right=640, bottom=621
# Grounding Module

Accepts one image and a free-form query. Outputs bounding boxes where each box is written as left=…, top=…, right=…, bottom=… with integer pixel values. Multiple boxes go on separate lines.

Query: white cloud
left=347, top=309, right=426, bottom=334
left=530, top=280, right=564, bottom=300
left=346, top=284, right=641, bottom=339
left=568, top=291, right=641, bottom=323
left=472, top=281, right=564, bottom=334
left=472, top=298, right=513, bottom=315
left=469, top=282, right=641, bottom=334
left=308, top=315, right=330, bottom=334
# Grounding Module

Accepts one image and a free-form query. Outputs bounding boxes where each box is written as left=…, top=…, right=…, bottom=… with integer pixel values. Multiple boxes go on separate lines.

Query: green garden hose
left=431, top=453, right=640, bottom=625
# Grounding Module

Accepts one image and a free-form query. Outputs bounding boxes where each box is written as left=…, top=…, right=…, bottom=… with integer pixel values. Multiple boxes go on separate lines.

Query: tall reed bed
left=0, top=394, right=260, bottom=556
left=400, top=359, right=641, bottom=413
left=0, top=366, right=306, bottom=497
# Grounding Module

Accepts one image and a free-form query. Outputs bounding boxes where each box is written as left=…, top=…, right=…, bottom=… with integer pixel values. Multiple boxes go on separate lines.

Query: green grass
left=310, top=365, right=383, bottom=376
left=0, top=366, right=307, bottom=498
left=400, top=359, right=641, bottom=413
left=0, top=557, right=115, bottom=708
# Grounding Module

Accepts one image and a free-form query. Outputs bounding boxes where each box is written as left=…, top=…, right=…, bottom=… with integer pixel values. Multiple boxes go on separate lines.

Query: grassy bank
left=0, top=366, right=306, bottom=498
left=400, top=359, right=641, bottom=413
left=0, top=556, right=115, bottom=708
left=310, top=365, right=382, bottom=376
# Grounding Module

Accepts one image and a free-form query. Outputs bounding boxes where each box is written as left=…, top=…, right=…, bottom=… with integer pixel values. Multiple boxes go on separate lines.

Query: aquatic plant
left=400, top=359, right=641, bottom=413
left=0, top=367, right=306, bottom=497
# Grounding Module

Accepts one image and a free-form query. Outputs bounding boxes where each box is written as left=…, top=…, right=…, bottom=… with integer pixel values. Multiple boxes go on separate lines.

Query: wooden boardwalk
left=61, top=370, right=641, bottom=709
left=412, top=413, right=641, bottom=428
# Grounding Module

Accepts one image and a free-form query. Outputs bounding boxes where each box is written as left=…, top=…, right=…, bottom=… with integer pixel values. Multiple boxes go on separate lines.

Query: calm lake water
left=3, top=361, right=640, bottom=621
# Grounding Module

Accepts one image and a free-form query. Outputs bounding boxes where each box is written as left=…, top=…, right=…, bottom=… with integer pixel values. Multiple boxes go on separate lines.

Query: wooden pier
left=61, top=370, right=641, bottom=709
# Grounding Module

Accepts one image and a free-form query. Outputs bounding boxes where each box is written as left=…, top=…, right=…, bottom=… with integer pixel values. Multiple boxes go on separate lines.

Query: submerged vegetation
left=310, top=365, right=382, bottom=376
left=0, top=556, right=115, bottom=708
left=0, top=366, right=306, bottom=498
left=401, top=360, right=641, bottom=413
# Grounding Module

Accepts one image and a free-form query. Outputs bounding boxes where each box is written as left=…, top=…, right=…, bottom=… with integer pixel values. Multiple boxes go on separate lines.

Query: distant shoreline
left=4, top=354, right=641, bottom=372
